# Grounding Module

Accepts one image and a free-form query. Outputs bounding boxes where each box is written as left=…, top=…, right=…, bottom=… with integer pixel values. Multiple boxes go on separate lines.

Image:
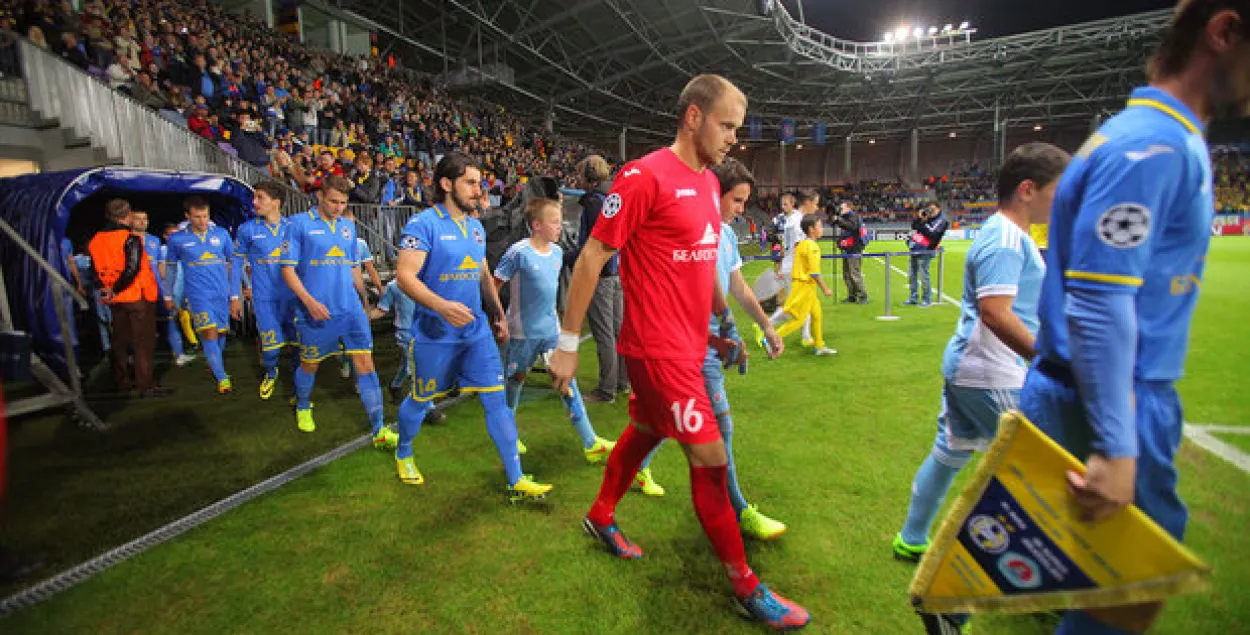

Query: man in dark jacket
left=572, top=155, right=627, bottom=403
left=230, top=112, right=271, bottom=169
left=349, top=154, right=383, bottom=204
left=833, top=201, right=869, bottom=304
left=906, top=202, right=949, bottom=306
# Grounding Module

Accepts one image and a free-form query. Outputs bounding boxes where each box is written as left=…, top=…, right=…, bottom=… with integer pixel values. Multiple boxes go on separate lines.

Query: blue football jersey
left=279, top=207, right=362, bottom=318
left=942, top=213, right=1045, bottom=388
left=356, top=237, right=373, bottom=264
left=494, top=238, right=562, bottom=341
left=1036, top=87, right=1214, bottom=382
left=709, top=222, right=744, bottom=335
left=400, top=204, right=489, bottom=343
left=234, top=217, right=293, bottom=302
left=142, top=234, right=162, bottom=281
left=164, top=225, right=239, bottom=300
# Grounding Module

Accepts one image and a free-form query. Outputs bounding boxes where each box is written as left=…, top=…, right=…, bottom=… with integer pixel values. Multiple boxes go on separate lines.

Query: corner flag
left=909, top=411, right=1210, bottom=620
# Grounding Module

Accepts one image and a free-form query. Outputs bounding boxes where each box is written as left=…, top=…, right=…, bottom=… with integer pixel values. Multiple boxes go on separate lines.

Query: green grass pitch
left=1, top=238, right=1247, bottom=634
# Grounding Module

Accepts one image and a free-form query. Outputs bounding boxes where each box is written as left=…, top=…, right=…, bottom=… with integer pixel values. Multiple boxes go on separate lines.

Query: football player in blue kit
left=1020, top=2, right=1249, bottom=634
left=280, top=176, right=398, bottom=449
left=391, top=152, right=552, bottom=502
left=163, top=196, right=242, bottom=393
left=235, top=181, right=298, bottom=400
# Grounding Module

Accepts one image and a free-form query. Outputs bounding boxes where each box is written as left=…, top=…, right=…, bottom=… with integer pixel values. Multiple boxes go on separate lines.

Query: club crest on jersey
left=693, top=223, right=719, bottom=246
left=340, top=226, right=352, bottom=240
left=1096, top=203, right=1150, bottom=249
left=209, top=236, right=221, bottom=246
left=280, top=240, right=290, bottom=254
left=472, top=227, right=485, bottom=245
left=603, top=193, right=622, bottom=218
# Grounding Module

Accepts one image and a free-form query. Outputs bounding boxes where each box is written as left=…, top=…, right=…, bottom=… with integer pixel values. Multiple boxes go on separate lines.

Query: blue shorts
left=410, top=336, right=505, bottom=402
left=295, top=307, right=373, bottom=363
left=186, top=295, right=229, bottom=333
left=254, top=298, right=298, bottom=351
left=701, top=347, right=731, bottom=417
left=503, top=335, right=556, bottom=378
left=931, top=381, right=1021, bottom=467
left=1021, top=362, right=1187, bottom=540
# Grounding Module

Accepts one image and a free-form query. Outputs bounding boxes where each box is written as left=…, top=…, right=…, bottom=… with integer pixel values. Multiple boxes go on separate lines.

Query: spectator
left=230, top=111, right=271, bottom=168
left=86, top=199, right=170, bottom=398
left=187, top=104, right=212, bottom=140
left=573, top=155, right=627, bottom=403
left=348, top=153, right=382, bottom=204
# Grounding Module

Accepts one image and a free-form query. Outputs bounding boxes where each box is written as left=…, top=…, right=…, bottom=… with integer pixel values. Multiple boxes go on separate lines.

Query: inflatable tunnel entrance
left=0, top=168, right=255, bottom=381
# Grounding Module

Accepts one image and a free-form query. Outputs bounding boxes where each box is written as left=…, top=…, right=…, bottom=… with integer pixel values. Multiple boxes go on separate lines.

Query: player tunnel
left=0, top=167, right=255, bottom=381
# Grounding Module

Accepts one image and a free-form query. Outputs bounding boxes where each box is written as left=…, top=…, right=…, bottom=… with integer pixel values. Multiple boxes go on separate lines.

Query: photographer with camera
left=833, top=201, right=869, bottom=304
left=230, top=111, right=272, bottom=169
left=906, top=202, right=949, bottom=307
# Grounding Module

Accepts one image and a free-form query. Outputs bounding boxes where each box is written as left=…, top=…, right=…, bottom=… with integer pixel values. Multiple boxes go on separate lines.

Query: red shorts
left=623, top=356, right=721, bottom=445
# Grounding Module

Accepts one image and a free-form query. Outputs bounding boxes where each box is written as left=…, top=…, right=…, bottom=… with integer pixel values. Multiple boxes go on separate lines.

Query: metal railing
left=16, top=37, right=313, bottom=209
left=346, top=203, right=420, bottom=272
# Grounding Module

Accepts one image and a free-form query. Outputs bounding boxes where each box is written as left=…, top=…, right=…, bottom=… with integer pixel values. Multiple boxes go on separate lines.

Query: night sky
left=787, top=0, right=1176, bottom=41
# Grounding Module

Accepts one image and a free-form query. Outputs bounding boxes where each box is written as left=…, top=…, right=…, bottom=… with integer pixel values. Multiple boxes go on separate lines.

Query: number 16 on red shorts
left=623, top=356, right=722, bottom=445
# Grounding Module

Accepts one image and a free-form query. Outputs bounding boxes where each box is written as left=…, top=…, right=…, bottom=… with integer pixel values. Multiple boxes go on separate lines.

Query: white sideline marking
left=1184, top=424, right=1250, bottom=475
left=1188, top=424, right=1250, bottom=436
left=865, top=257, right=960, bottom=306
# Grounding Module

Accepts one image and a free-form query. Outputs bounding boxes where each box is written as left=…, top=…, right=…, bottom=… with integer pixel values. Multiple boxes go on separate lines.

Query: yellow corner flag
left=910, top=410, right=1211, bottom=618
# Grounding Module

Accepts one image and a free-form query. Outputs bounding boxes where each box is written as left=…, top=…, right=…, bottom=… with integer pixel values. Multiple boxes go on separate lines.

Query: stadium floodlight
left=868, top=138, right=876, bottom=144
left=884, top=32, right=894, bottom=42
left=959, top=21, right=970, bottom=30
left=895, top=26, right=909, bottom=40
left=928, top=26, right=938, bottom=35
left=796, top=144, right=803, bottom=150
left=740, top=145, right=747, bottom=150
left=913, top=27, right=924, bottom=38
left=1034, top=124, right=1043, bottom=131
left=949, top=131, right=957, bottom=138
left=942, top=24, right=953, bottom=32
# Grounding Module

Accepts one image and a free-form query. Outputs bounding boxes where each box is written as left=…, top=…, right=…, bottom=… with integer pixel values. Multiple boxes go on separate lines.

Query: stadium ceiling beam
left=553, top=20, right=769, bottom=104
left=599, top=0, right=694, bottom=79
left=439, top=0, right=672, bottom=119
left=509, top=8, right=708, bottom=85
left=475, top=0, right=602, bottom=62
left=326, top=0, right=659, bottom=139
left=765, top=2, right=1168, bottom=75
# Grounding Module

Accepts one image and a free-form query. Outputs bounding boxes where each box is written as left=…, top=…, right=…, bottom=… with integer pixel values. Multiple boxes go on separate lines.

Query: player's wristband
left=556, top=332, right=580, bottom=353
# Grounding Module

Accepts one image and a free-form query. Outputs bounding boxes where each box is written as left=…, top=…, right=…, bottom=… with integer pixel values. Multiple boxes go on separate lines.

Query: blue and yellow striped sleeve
left=1065, top=137, right=1183, bottom=294
left=278, top=217, right=301, bottom=266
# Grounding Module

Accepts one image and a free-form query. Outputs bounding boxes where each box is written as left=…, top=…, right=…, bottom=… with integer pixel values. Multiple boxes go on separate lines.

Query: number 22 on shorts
left=670, top=398, right=704, bottom=435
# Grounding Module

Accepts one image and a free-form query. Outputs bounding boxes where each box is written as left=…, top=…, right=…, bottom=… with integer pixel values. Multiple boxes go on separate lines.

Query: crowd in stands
left=753, top=182, right=928, bottom=224
left=1214, top=150, right=1249, bottom=214
left=926, top=163, right=997, bottom=208
left=2, top=0, right=600, bottom=205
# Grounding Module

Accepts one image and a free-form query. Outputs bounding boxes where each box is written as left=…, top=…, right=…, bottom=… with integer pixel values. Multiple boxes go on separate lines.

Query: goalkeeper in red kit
left=549, top=74, right=810, bottom=631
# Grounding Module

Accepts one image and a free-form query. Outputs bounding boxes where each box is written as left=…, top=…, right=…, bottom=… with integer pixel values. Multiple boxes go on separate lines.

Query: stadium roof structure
left=327, top=0, right=1172, bottom=146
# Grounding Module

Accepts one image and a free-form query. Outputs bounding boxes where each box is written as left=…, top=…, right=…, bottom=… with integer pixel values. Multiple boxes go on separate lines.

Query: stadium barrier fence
left=15, top=37, right=313, bottom=212
left=742, top=248, right=946, bottom=320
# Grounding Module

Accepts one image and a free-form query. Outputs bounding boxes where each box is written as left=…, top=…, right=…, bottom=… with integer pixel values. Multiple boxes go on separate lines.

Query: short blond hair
left=676, top=74, right=745, bottom=124
left=576, top=155, right=610, bottom=184
left=525, top=198, right=561, bottom=228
